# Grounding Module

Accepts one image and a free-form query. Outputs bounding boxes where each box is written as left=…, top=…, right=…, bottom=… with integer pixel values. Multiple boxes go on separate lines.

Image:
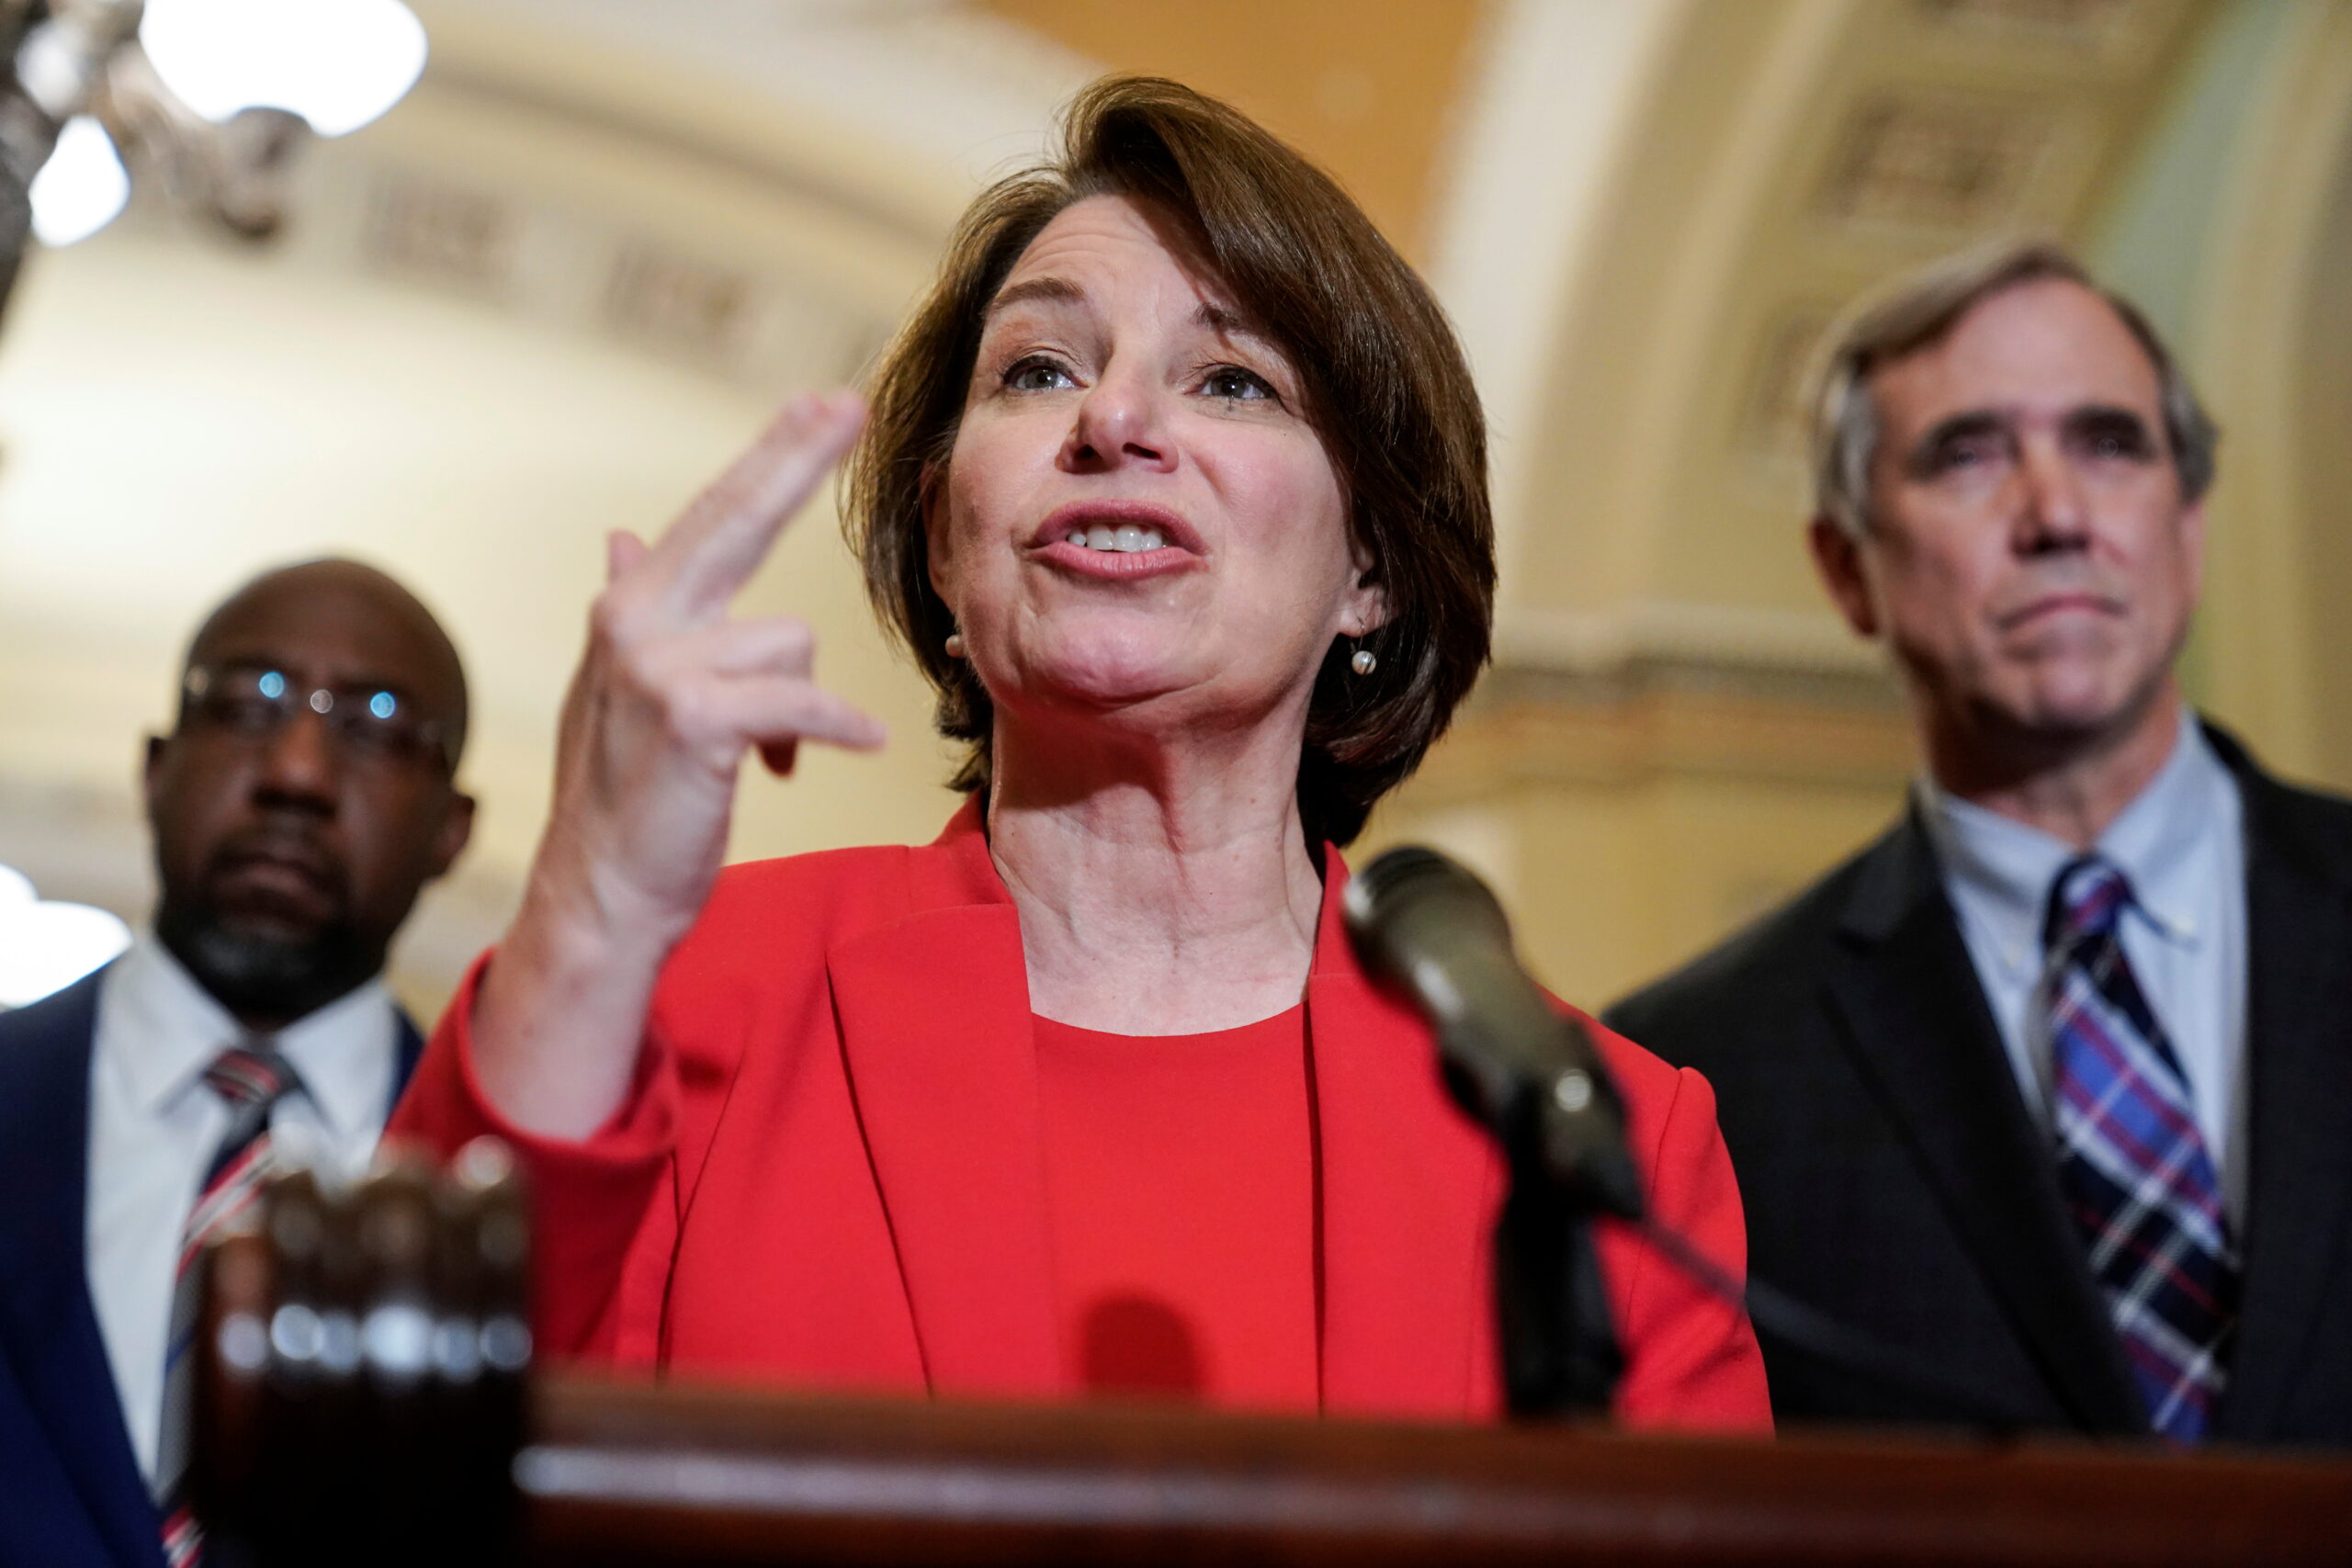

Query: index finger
left=644, top=390, right=867, bottom=618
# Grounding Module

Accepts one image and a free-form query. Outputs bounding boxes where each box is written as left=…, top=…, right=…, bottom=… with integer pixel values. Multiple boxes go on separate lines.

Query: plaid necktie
left=156, top=1039, right=304, bottom=1567
left=2045, top=855, right=2239, bottom=1442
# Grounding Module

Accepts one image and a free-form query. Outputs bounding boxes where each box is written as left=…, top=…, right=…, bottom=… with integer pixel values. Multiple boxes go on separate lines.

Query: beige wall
left=1364, top=679, right=1917, bottom=1007
left=2302, top=151, right=2352, bottom=785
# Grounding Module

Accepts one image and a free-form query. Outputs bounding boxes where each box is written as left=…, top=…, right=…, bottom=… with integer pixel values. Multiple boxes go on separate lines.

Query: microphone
left=1348, top=847, right=2041, bottom=1429
left=1342, top=846, right=1644, bottom=1221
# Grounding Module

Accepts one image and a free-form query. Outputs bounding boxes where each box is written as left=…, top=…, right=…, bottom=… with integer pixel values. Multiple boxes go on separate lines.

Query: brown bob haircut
left=843, top=75, right=1494, bottom=848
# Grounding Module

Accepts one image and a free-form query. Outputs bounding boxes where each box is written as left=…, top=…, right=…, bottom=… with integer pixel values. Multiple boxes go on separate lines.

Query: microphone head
left=1343, top=843, right=1645, bottom=1220
left=1342, top=844, right=1513, bottom=983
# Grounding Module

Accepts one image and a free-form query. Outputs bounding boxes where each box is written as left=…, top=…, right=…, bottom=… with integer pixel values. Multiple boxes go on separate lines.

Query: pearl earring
left=944, top=632, right=966, bottom=659
left=1351, top=647, right=1377, bottom=676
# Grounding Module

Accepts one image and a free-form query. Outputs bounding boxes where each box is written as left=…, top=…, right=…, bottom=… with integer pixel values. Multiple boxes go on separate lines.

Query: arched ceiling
left=978, top=0, right=1488, bottom=262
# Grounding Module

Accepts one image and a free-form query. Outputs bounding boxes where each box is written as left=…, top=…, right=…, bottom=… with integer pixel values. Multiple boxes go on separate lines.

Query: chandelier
left=4, top=0, right=425, bottom=256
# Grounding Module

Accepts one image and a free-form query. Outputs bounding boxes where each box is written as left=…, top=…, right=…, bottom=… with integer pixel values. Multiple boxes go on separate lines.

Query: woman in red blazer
left=391, top=77, right=1770, bottom=1430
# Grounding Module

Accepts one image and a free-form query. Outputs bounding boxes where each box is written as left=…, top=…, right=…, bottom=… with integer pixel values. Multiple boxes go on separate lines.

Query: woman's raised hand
left=546, top=391, right=883, bottom=942
left=471, top=392, right=885, bottom=1137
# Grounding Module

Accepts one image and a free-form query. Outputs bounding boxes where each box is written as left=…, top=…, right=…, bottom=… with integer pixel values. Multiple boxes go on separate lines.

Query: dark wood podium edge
left=517, top=1373, right=2352, bottom=1567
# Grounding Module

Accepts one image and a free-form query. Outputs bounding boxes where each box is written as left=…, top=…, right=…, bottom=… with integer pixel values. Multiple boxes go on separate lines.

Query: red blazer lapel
left=827, top=816, right=1498, bottom=1417
left=1306, top=852, right=1503, bottom=1420
left=826, top=804, right=1064, bottom=1400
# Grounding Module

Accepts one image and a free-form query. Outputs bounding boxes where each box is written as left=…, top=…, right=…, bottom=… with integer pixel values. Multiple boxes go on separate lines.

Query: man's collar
left=2098, top=716, right=2237, bottom=946
left=1917, top=778, right=2071, bottom=979
left=1917, top=708, right=2233, bottom=967
left=104, top=932, right=396, bottom=1140
left=105, top=933, right=241, bottom=1115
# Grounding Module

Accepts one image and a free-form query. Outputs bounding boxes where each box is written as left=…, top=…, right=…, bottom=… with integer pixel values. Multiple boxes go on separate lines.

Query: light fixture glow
left=0, top=863, right=132, bottom=1008
left=141, top=0, right=427, bottom=139
left=28, top=115, right=130, bottom=246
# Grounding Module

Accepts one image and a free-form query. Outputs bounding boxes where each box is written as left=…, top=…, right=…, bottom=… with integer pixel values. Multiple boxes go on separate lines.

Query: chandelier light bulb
left=29, top=115, right=130, bottom=246
left=141, top=0, right=428, bottom=139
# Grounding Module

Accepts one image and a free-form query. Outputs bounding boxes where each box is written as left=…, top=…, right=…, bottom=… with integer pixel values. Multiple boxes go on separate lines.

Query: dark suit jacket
left=1606, top=723, right=2352, bottom=1447
left=0, top=964, right=424, bottom=1568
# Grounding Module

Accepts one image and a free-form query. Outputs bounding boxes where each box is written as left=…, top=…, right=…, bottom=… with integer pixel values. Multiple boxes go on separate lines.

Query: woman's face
left=929, top=194, right=1380, bottom=748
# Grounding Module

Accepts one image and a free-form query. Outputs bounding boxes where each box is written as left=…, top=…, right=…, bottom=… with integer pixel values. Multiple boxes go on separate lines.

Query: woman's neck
left=987, top=713, right=1327, bottom=1036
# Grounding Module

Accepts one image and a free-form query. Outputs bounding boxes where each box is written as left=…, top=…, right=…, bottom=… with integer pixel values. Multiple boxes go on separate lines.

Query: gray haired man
left=1607, top=242, right=2352, bottom=1446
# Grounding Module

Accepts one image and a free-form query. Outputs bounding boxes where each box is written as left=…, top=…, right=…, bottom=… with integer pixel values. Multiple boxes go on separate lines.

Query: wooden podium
left=190, top=1150, right=2352, bottom=1566
left=515, top=1375, right=2352, bottom=1568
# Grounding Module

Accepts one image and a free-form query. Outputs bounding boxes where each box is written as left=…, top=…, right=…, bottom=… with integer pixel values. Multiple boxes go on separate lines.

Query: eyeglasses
left=180, top=663, right=454, bottom=773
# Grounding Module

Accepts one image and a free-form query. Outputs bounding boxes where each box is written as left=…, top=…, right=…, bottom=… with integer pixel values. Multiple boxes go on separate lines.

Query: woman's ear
left=1342, top=536, right=1388, bottom=636
left=922, top=461, right=956, bottom=603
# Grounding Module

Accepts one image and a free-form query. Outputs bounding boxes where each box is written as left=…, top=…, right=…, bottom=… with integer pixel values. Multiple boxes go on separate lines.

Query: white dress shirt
left=1917, top=714, right=2250, bottom=1230
left=85, top=934, right=400, bottom=1484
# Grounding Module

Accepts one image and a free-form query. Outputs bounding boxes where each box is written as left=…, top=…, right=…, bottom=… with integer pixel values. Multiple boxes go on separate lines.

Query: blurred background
left=0, top=0, right=2346, bottom=1021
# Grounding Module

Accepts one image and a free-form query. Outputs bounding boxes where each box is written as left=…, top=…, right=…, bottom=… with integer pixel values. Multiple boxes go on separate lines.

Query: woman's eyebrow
left=1193, top=300, right=1246, bottom=333
left=985, top=276, right=1086, bottom=319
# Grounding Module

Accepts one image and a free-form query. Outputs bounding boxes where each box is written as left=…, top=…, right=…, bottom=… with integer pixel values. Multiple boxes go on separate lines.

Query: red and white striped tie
left=156, top=1039, right=302, bottom=1567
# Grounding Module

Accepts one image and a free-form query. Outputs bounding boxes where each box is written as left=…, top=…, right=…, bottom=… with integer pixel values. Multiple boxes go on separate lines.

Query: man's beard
left=154, top=898, right=384, bottom=1026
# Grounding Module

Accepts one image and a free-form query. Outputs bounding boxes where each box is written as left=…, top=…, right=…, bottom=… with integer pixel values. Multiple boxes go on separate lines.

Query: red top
left=1033, top=1008, right=1317, bottom=1410
left=388, top=801, right=1770, bottom=1432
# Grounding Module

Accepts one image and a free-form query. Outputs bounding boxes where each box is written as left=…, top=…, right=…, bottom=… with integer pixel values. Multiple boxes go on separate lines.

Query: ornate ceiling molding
left=1419, top=682, right=1917, bottom=804
left=1491, top=599, right=1894, bottom=709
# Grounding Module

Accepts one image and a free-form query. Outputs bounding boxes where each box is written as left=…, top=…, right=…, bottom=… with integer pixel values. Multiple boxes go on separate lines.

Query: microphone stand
left=1489, top=1089, right=1626, bottom=1418
left=1341, top=845, right=1649, bottom=1422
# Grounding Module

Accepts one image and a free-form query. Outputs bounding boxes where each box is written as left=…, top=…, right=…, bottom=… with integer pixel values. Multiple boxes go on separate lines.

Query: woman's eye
left=1002, top=355, right=1076, bottom=392
left=1201, top=365, right=1276, bottom=402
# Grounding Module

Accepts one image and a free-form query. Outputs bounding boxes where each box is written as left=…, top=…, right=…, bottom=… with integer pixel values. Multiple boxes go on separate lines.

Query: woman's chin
left=987, top=625, right=1309, bottom=731
left=986, top=629, right=1194, bottom=706
left=990, top=647, right=1235, bottom=727
left=1023, top=663, right=1195, bottom=715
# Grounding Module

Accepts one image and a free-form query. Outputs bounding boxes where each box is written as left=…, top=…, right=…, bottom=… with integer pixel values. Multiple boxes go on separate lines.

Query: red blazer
left=390, top=803, right=1770, bottom=1430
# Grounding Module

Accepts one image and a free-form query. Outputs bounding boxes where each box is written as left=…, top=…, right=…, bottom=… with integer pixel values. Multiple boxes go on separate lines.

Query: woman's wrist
left=513, top=850, right=690, bottom=982
left=468, top=850, right=684, bottom=1139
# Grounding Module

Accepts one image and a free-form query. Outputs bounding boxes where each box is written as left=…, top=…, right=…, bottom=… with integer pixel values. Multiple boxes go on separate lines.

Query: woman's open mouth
left=1031, top=502, right=1204, bottom=581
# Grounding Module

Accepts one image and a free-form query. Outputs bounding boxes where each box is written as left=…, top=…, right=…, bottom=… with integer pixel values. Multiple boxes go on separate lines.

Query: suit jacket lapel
left=0, top=968, right=164, bottom=1568
left=1824, top=814, right=2145, bottom=1434
left=1306, top=853, right=1499, bottom=1419
left=388, top=1007, right=425, bottom=1112
left=826, top=808, right=1062, bottom=1400
left=2215, top=752, right=2352, bottom=1438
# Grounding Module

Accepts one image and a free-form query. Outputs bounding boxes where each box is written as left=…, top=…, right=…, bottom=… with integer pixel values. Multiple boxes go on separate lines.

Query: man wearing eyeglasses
left=0, top=558, right=473, bottom=1568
